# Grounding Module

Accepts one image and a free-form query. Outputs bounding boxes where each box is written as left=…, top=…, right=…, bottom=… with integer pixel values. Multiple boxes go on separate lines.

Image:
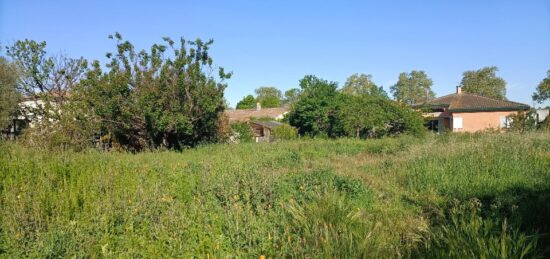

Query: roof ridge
left=424, top=91, right=529, bottom=112
left=429, top=93, right=457, bottom=103
left=448, top=94, right=462, bottom=109
left=460, top=92, right=529, bottom=106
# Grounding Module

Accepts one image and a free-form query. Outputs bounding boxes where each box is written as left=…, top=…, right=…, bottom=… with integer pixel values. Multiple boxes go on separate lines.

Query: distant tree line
left=237, top=65, right=542, bottom=111
left=236, top=86, right=300, bottom=109
left=1, top=34, right=549, bottom=149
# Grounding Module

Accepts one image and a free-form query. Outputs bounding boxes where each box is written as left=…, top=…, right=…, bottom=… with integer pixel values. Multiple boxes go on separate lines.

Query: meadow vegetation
left=1, top=132, right=548, bottom=257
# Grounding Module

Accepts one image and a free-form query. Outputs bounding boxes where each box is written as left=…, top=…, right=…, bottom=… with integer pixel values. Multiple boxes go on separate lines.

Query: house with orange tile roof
left=224, top=103, right=289, bottom=123
left=419, top=87, right=530, bottom=133
left=224, top=103, right=289, bottom=142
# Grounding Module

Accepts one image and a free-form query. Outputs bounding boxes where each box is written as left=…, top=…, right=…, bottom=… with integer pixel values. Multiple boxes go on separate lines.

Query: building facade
left=420, top=87, right=529, bottom=133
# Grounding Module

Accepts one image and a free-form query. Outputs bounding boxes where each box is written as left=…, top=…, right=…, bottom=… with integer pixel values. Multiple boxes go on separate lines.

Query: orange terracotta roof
left=423, top=93, right=529, bottom=112
left=251, top=121, right=284, bottom=129
left=225, top=107, right=289, bottom=122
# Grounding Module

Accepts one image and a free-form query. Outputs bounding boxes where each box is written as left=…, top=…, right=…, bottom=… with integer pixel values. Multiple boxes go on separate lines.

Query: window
left=453, top=117, right=463, bottom=129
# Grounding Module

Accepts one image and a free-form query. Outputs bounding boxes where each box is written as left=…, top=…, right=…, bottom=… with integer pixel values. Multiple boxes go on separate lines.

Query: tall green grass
left=0, top=133, right=548, bottom=257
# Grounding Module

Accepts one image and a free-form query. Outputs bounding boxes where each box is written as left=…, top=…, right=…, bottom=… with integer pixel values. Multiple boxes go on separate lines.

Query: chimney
left=256, top=102, right=261, bottom=111
left=456, top=86, right=462, bottom=94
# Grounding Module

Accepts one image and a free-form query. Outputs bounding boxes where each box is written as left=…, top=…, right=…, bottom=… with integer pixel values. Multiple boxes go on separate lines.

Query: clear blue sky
left=1, top=0, right=549, bottom=107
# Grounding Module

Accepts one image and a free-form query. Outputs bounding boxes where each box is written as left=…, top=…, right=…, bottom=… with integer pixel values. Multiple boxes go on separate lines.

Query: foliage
left=236, top=95, right=256, bottom=109
left=507, top=110, right=537, bottom=133
left=287, top=75, right=340, bottom=137
left=459, top=66, right=506, bottom=100
left=4, top=40, right=92, bottom=148
left=79, top=33, right=231, bottom=150
left=255, top=86, right=283, bottom=108
left=288, top=75, right=425, bottom=138
left=390, top=70, right=435, bottom=105
left=0, top=134, right=548, bottom=257
left=338, top=94, right=425, bottom=138
left=283, top=88, right=300, bottom=105
left=413, top=199, right=540, bottom=258
left=532, top=70, right=550, bottom=103
left=341, top=73, right=387, bottom=97
left=230, top=122, right=254, bottom=143
left=0, top=57, right=20, bottom=130
left=6, top=39, right=88, bottom=122
left=272, top=124, right=298, bottom=140
left=537, top=116, right=550, bottom=131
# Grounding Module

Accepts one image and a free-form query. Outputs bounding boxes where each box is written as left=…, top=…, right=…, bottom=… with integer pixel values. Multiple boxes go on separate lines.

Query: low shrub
left=230, top=122, right=254, bottom=143
left=272, top=124, right=298, bottom=140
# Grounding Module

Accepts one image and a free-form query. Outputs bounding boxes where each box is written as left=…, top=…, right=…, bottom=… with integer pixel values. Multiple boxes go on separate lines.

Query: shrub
left=230, top=122, right=254, bottom=143
left=288, top=75, right=425, bottom=138
left=507, top=110, right=537, bottom=133
left=272, top=124, right=298, bottom=140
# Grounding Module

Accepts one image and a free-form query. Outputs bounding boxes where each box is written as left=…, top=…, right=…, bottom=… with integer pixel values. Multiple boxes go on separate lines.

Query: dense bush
left=337, top=94, right=425, bottom=138
left=0, top=57, right=20, bottom=131
left=2, top=35, right=231, bottom=150
left=287, top=75, right=340, bottom=137
left=229, top=122, right=254, bottom=143
left=272, top=124, right=298, bottom=140
left=287, top=75, right=426, bottom=138
left=78, top=34, right=231, bottom=150
left=507, top=110, right=537, bottom=133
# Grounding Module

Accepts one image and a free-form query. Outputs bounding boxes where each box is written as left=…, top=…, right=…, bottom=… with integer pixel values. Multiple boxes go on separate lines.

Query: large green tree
left=283, top=88, right=301, bottom=105
left=236, top=95, right=256, bottom=109
left=0, top=57, right=20, bottom=130
left=287, top=75, right=340, bottom=136
left=80, top=33, right=231, bottom=150
left=342, top=73, right=387, bottom=97
left=255, top=86, right=282, bottom=108
left=5, top=40, right=92, bottom=148
left=6, top=39, right=88, bottom=121
left=390, top=70, right=435, bottom=105
left=458, top=66, right=506, bottom=100
left=533, top=70, right=550, bottom=104
left=338, top=94, right=425, bottom=138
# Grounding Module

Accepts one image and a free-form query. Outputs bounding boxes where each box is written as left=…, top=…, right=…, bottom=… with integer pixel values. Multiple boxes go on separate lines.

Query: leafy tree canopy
left=289, top=75, right=426, bottom=138
left=337, top=94, right=425, bottom=138
left=6, top=39, right=88, bottom=121
left=459, top=66, right=506, bottom=100
left=0, top=57, right=20, bottom=129
left=342, top=73, right=387, bottom=97
left=236, top=95, right=256, bottom=109
left=283, top=88, right=301, bottom=105
left=533, top=70, right=550, bottom=104
left=79, top=33, right=231, bottom=150
left=255, top=86, right=282, bottom=108
left=390, top=70, right=435, bottom=105
left=287, top=75, right=340, bottom=136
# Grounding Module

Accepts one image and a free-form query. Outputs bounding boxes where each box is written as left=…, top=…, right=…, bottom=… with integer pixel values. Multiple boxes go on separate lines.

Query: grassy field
left=1, top=133, right=549, bottom=257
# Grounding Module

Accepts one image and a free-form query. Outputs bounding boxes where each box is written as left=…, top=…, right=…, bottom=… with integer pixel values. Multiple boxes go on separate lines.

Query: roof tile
left=225, top=107, right=289, bottom=122
left=424, top=93, right=529, bottom=112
